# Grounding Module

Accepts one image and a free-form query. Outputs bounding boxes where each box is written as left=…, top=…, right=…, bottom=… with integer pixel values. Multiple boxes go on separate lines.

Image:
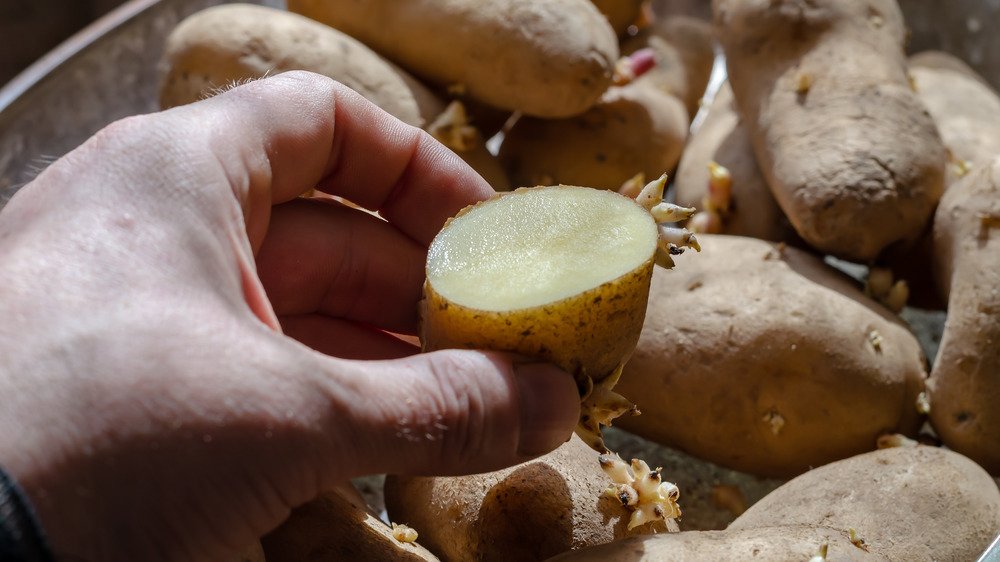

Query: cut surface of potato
left=427, top=187, right=656, bottom=311
left=421, top=183, right=697, bottom=451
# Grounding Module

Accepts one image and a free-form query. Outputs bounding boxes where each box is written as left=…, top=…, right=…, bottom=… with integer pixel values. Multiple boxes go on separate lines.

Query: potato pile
left=157, top=0, right=1000, bottom=560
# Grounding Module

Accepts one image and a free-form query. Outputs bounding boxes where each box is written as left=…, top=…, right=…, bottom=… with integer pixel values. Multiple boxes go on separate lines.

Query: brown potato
left=928, top=157, right=1000, bottom=474
left=674, top=83, right=797, bottom=242
left=911, top=51, right=1000, bottom=188
left=499, top=80, right=688, bottom=190
left=545, top=525, right=882, bottom=561
left=621, top=15, right=715, bottom=119
left=262, top=485, right=439, bottom=561
left=616, top=234, right=927, bottom=477
left=714, top=0, right=946, bottom=261
left=288, top=0, right=619, bottom=118
left=384, top=436, right=649, bottom=562
left=729, top=446, right=1000, bottom=561
left=159, top=5, right=509, bottom=191
left=159, top=4, right=444, bottom=128
left=881, top=52, right=1000, bottom=311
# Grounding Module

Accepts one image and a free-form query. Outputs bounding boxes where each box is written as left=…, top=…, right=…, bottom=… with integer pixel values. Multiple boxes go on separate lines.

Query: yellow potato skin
left=616, top=235, right=926, bottom=477
left=422, top=255, right=653, bottom=383
left=384, top=435, right=642, bottom=562
left=288, top=0, right=619, bottom=118
left=159, top=4, right=445, bottom=128
left=730, top=446, right=1000, bottom=561
left=499, top=81, right=688, bottom=191
left=929, top=158, right=1000, bottom=474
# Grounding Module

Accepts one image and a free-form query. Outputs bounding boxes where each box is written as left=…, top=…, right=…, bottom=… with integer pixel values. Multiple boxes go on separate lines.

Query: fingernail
left=514, top=362, right=580, bottom=456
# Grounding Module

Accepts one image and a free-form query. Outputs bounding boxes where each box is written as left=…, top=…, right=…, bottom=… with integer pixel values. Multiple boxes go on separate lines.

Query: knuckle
left=423, top=351, right=508, bottom=464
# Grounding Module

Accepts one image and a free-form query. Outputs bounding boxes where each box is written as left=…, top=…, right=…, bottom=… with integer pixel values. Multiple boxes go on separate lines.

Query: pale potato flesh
left=427, top=187, right=656, bottom=311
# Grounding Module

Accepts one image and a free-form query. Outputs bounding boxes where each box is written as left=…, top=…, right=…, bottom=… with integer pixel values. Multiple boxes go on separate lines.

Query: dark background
left=0, top=0, right=128, bottom=87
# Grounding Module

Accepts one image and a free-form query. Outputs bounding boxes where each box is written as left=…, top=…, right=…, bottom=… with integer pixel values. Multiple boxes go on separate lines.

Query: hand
left=0, top=72, right=579, bottom=562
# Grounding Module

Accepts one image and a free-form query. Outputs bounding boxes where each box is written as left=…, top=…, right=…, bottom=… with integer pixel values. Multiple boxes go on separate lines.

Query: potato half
left=421, top=184, right=696, bottom=451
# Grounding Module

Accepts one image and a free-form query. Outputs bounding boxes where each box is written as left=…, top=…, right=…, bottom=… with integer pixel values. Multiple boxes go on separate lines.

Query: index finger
left=181, top=70, right=495, bottom=246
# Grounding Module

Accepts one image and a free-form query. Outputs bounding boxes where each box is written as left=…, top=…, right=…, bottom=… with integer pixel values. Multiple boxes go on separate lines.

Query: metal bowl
left=0, top=0, right=283, bottom=205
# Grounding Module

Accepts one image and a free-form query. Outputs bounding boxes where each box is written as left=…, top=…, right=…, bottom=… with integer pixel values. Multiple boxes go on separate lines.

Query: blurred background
left=0, top=0, right=128, bottom=86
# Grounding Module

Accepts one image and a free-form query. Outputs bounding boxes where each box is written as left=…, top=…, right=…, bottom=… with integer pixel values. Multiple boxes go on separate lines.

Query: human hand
left=0, top=72, right=579, bottom=561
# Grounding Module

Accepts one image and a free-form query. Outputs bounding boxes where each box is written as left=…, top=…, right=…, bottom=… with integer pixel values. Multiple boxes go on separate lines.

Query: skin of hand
left=0, top=71, right=580, bottom=561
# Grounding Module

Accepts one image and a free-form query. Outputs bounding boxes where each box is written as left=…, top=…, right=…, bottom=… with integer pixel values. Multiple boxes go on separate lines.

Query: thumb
left=308, top=349, right=580, bottom=479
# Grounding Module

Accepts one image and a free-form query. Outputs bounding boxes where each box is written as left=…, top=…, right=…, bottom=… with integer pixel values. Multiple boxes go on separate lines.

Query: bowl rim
left=0, top=0, right=159, bottom=115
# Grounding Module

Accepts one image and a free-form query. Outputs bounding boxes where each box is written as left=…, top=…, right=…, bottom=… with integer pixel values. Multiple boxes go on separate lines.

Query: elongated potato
left=911, top=51, right=1000, bottom=187
left=498, top=80, right=688, bottom=190
left=882, top=52, right=1000, bottom=310
left=620, top=16, right=715, bottom=119
left=616, top=235, right=926, bottom=477
left=714, top=0, right=946, bottom=261
left=159, top=4, right=444, bottom=128
left=674, top=83, right=796, bottom=242
left=928, top=158, right=1000, bottom=474
left=288, top=0, right=619, bottom=118
left=546, top=525, right=882, bottom=561
left=730, top=446, right=1000, bottom=561
left=262, top=484, right=439, bottom=562
left=421, top=182, right=699, bottom=450
left=384, top=435, right=656, bottom=562
left=159, top=5, right=509, bottom=191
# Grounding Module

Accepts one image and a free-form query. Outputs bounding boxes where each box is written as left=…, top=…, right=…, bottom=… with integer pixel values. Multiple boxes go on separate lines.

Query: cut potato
left=421, top=182, right=697, bottom=451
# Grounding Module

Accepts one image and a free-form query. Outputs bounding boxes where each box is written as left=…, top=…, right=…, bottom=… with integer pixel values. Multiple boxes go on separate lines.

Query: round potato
left=730, top=446, right=1000, bottom=561
left=159, top=4, right=444, bottom=128
left=288, top=0, right=619, bottom=118
left=546, top=525, right=882, bottom=561
left=499, top=80, right=688, bottom=191
left=616, top=234, right=927, bottom=477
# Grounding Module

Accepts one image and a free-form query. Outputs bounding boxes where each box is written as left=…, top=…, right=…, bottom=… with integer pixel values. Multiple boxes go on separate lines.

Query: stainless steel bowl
left=0, top=0, right=283, bottom=205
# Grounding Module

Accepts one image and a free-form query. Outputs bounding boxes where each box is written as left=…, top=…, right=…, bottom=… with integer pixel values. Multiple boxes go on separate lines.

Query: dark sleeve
left=0, top=465, right=56, bottom=562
